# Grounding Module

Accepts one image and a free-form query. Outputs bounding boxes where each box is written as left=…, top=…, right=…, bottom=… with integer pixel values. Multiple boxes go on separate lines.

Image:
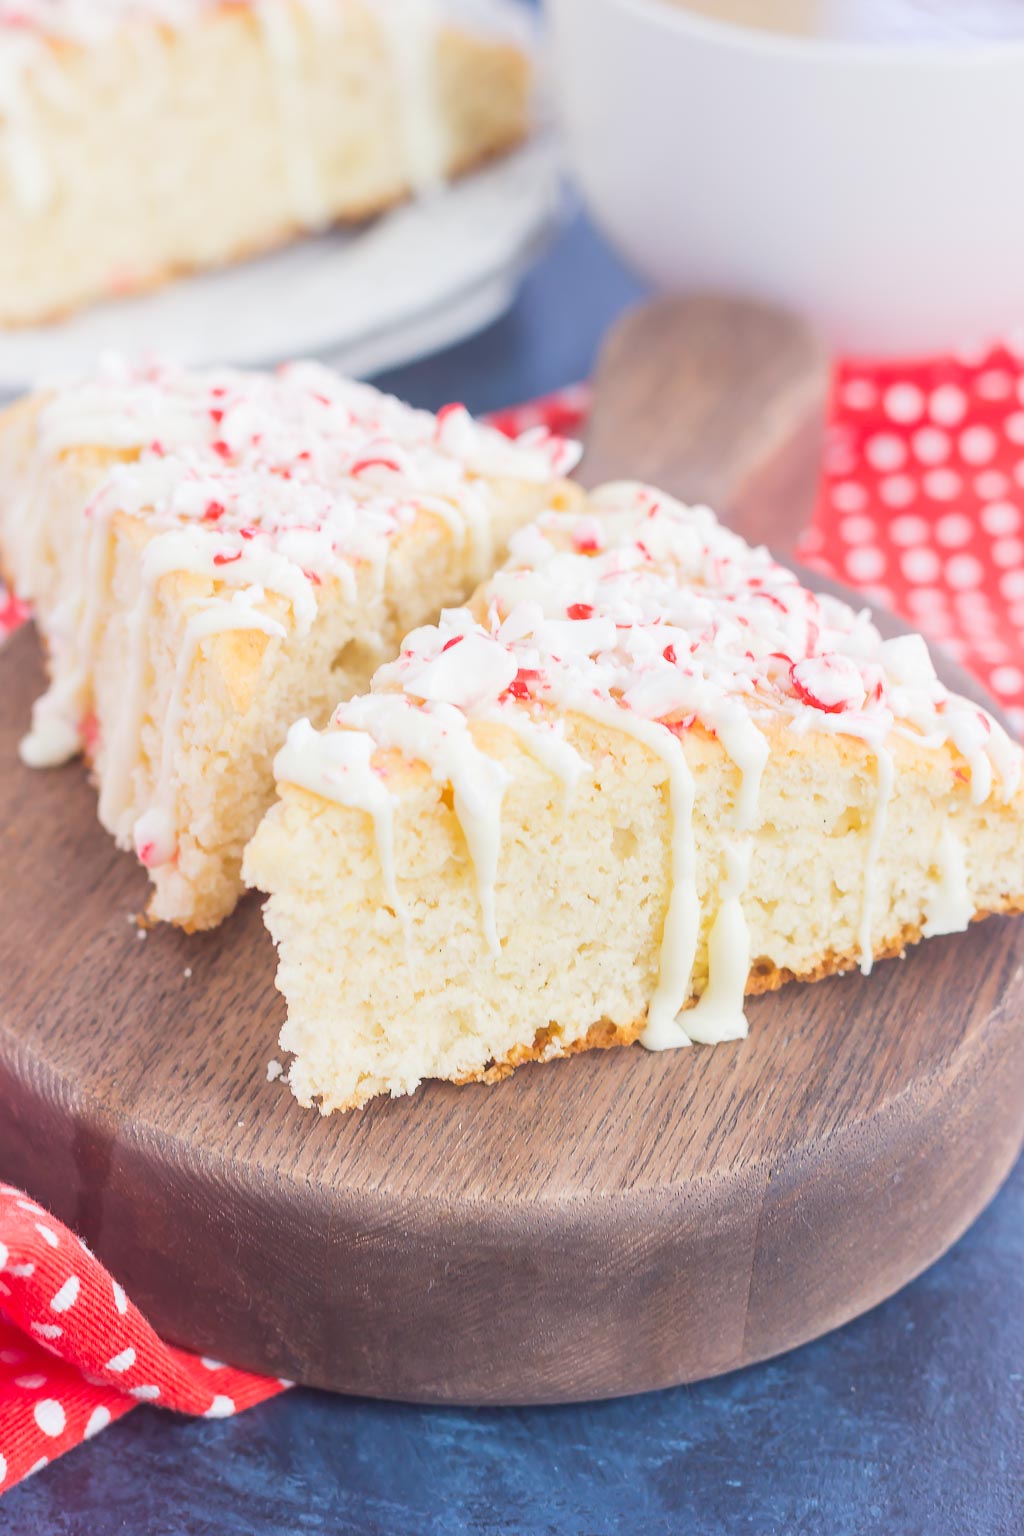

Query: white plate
left=0, top=0, right=562, bottom=393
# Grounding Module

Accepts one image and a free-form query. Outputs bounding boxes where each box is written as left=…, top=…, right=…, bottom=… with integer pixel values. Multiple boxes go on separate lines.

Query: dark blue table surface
left=2, top=215, right=1022, bottom=1536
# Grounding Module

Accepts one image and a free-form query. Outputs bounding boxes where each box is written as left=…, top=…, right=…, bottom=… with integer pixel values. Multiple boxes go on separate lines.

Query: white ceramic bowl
left=547, top=0, right=1024, bottom=353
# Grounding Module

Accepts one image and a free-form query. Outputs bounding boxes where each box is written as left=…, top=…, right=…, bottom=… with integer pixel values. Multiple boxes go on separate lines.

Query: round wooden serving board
left=1, top=299, right=1022, bottom=1406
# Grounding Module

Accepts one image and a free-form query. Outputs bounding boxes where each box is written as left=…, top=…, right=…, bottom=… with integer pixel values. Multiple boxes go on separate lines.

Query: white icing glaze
left=683, top=842, right=752, bottom=1046
left=579, top=697, right=699, bottom=1053
left=482, top=707, right=587, bottom=800
left=18, top=686, right=81, bottom=766
left=11, top=355, right=578, bottom=873
left=0, top=32, right=52, bottom=213
left=274, top=717, right=404, bottom=918
left=923, top=822, right=974, bottom=938
left=0, top=0, right=454, bottom=216
left=274, top=481, right=1022, bottom=1049
left=133, top=805, right=178, bottom=868
left=857, top=742, right=894, bottom=975
left=135, top=582, right=291, bottom=859
left=337, top=693, right=510, bottom=952
left=256, top=0, right=330, bottom=227
left=376, top=0, right=446, bottom=195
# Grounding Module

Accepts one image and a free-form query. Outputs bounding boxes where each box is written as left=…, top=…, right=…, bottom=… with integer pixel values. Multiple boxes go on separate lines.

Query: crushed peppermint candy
left=273, top=480, right=1023, bottom=1045
left=15, top=356, right=578, bottom=672
left=10, top=355, right=580, bottom=872
left=790, top=654, right=867, bottom=715
left=344, top=481, right=1019, bottom=801
left=34, top=355, right=579, bottom=586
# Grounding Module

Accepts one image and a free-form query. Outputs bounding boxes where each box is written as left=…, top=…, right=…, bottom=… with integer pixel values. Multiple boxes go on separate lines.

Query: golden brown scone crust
left=458, top=897, right=1024, bottom=1088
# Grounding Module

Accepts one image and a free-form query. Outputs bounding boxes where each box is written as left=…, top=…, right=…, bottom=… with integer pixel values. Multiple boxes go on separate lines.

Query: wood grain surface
left=582, top=295, right=829, bottom=551
left=0, top=299, right=1021, bottom=1405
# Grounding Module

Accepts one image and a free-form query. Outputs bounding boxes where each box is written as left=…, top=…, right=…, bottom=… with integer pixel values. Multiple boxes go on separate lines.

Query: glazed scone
left=0, top=0, right=530, bottom=325
left=0, top=356, right=580, bottom=927
left=244, top=484, right=1024, bottom=1112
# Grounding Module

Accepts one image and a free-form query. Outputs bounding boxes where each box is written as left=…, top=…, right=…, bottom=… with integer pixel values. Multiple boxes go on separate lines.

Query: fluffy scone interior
left=246, top=702, right=1024, bottom=1113
left=244, top=487, right=1024, bottom=1113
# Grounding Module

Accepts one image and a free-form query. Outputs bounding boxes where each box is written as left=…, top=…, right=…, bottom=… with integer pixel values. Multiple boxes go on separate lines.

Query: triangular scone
left=0, top=1, right=530, bottom=325
left=0, top=358, right=580, bottom=928
left=244, top=483, right=1024, bottom=1112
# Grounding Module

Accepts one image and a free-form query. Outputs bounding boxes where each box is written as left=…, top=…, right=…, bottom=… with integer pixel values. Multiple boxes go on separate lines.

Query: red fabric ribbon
left=2, top=354, right=1023, bottom=1495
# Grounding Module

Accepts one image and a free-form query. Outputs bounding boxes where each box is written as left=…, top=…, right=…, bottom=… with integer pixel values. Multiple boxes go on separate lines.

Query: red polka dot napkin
left=794, top=347, right=1024, bottom=737
left=0, top=1183, right=286, bottom=1493
left=1, top=353, right=1022, bottom=1496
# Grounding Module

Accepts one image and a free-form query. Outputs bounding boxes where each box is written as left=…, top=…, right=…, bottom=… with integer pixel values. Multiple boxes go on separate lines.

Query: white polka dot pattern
left=0, top=1182, right=285, bottom=1495
left=799, top=353, right=1024, bottom=735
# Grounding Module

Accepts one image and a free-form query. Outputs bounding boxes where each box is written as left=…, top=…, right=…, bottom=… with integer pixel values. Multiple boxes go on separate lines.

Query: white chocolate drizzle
left=19, top=687, right=82, bottom=767
left=274, top=717, right=404, bottom=921
left=683, top=842, right=752, bottom=1046
left=272, top=482, right=1022, bottom=1048
left=338, top=693, right=511, bottom=952
left=120, top=577, right=291, bottom=856
left=8, top=355, right=578, bottom=873
left=923, top=823, right=974, bottom=938
left=376, top=0, right=446, bottom=195
left=483, top=708, right=587, bottom=802
left=0, top=0, right=450, bottom=217
left=256, top=0, right=330, bottom=227
left=857, top=742, right=894, bottom=975
left=0, top=32, right=52, bottom=213
left=617, top=707, right=699, bottom=1053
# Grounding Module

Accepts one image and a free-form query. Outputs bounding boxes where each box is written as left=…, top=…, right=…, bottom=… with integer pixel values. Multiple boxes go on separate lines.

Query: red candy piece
left=790, top=654, right=867, bottom=714
left=506, top=668, right=543, bottom=701
left=350, top=457, right=401, bottom=477
left=81, top=711, right=100, bottom=756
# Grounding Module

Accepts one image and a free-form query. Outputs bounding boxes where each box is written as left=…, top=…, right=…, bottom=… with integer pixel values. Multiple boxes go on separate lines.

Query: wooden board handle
left=581, top=295, right=830, bottom=555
